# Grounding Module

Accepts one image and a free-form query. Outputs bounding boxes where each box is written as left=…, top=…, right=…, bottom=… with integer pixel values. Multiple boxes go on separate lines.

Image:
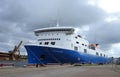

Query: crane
left=9, top=41, right=23, bottom=60
left=0, top=41, right=23, bottom=60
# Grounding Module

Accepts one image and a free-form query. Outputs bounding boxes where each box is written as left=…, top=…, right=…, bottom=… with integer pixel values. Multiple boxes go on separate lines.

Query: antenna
left=56, top=21, right=59, bottom=27
left=56, top=4, right=60, bottom=27
left=94, top=29, right=97, bottom=44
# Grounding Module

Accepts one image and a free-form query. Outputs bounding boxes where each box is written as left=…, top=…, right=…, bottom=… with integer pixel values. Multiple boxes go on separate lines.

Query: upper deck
left=34, top=27, right=76, bottom=36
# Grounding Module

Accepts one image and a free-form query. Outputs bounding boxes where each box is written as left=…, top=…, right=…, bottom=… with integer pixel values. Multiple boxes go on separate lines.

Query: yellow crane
left=9, top=41, right=23, bottom=60
left=0, top=41, right=23, bottom=60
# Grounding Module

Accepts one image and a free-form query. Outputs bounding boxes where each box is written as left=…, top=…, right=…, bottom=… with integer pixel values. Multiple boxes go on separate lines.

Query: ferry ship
left=24, top=27, right=110, bottom=65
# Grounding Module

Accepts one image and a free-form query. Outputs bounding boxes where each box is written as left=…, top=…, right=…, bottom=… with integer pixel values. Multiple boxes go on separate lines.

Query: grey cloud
left=58, top=0, right=107, bottom=26
left=0, top=34, right=10, bottom=43
left=0, top=43, right=12, bottom=51
left=0, top=21, right=17, bottom=33
left=0, top=0, right=27, bottom=22
left=0, top=0, right=107, bottom=31
left=0, top=0, right=117, bottom=56
left=86, top=20, right=120, bottom=50
left=19, top=0, right=107, bottom=31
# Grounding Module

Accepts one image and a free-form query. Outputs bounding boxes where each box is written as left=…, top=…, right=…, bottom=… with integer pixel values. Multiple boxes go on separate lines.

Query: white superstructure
left=34, top=27, right=108, bottom=58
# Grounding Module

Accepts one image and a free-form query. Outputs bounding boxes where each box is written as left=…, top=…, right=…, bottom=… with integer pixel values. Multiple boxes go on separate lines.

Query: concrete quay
left=0, top=64, right=120, bottom=77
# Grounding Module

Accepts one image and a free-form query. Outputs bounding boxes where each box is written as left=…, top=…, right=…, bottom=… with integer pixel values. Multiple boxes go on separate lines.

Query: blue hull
left=24, top=45, right=110, bottom=64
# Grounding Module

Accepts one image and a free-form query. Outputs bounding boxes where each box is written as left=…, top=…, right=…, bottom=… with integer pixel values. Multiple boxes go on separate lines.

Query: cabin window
left=74, top=46, right=78, bottom=50
left=100, top=53, right=102, bottom=56
left=104, top=54, right=105, bottom=57
left=77, top=35, right=82, bottom=38
left=84, top=49, right=87, bottom=53
left=36, top=33, right=39, bottom=36
left=96, top=52, right=99, bottom=56
left=76, top=41, right=79, bottom=44
left=51, top=42, right=55, bottom=45
left=38, top=38, right=60, bottom=41
left=82, top=44, right=84, bottom=46
left=39, top=42, right=42, bottom=45
left=45, top=42, right=49, bottom=45
left=75, top=37, right=77, bottom=39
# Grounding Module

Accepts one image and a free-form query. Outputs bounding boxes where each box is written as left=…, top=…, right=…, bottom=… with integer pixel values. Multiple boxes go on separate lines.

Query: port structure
left=0, top=41, right=23, bottom=60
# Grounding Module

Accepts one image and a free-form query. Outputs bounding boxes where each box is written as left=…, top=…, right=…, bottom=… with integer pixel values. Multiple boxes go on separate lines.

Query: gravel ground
left=0, top=64, right=120, bottom=77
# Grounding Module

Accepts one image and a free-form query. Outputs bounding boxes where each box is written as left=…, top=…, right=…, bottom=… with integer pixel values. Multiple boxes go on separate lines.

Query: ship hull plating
left=25, top=45, right=110, bottom=64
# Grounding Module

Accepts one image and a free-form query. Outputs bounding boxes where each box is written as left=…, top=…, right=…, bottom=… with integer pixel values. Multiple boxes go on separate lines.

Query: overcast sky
left=0, top=0, right=120, bottom=57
